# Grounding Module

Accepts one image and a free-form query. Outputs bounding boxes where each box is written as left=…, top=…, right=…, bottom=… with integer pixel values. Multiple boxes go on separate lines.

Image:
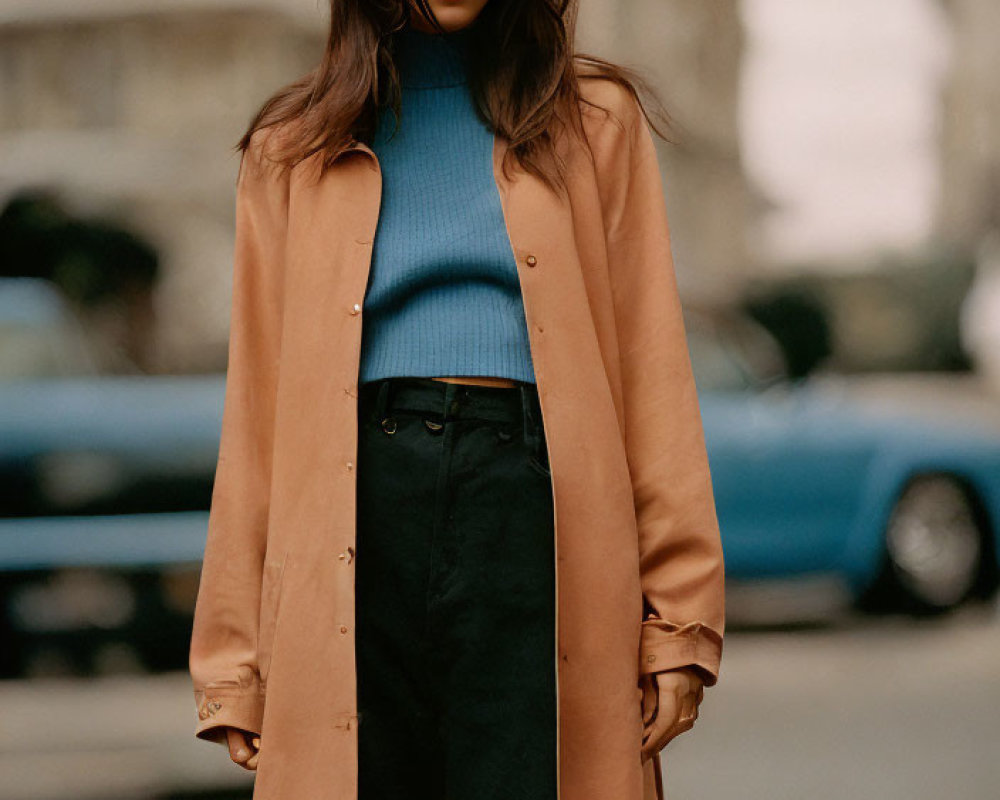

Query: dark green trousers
left=355, top=376, right=557, bottom=800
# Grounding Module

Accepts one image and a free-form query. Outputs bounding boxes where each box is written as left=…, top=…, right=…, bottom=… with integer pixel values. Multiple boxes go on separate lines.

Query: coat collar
left=331, top=138, right=378, bottom=170
left=343, top=138, right=376, bottom=160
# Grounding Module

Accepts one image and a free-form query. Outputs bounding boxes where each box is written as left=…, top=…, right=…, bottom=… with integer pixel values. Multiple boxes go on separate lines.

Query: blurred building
left=0, top=0, right=749, bottom=371
left=937, top=0, right=1000, bottom=246
left=578, top=0, right=752, bottom=304
left=939, top=0, right=1000, bottom=390
left=0, top=1, right=324, bottom=371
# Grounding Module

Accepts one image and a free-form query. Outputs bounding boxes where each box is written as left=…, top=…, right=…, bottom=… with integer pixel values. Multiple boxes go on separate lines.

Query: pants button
left=424, top=418, right=444, bottom=434
left=381, top=417, right=397, bottom=434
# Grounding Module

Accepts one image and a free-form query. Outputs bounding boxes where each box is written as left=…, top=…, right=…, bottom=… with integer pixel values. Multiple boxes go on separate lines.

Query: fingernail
left=237, top=748, right=249, bottom=759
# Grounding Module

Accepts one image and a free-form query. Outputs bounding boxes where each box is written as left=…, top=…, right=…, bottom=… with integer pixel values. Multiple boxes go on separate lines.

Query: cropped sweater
left=357, top=23, right=536, bottom=385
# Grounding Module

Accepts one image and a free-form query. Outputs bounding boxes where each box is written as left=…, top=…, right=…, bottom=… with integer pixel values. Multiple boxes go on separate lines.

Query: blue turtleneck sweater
left=357, top=23, right=536, bottom=385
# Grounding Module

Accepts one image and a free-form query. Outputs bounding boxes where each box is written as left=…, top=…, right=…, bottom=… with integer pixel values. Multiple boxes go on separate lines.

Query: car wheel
left=865, top=474, right=985, bottom=614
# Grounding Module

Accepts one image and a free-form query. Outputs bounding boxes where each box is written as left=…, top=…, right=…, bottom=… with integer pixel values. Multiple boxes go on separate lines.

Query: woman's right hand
left=225, top=727, right=261, bottom=771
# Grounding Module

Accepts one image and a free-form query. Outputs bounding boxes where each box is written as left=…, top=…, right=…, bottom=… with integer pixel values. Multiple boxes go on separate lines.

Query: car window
left=687, top=329, right=756, bottom=393
left=0, top=279, right=99, bottom=379
left=684, top=310, right=789, bottom=393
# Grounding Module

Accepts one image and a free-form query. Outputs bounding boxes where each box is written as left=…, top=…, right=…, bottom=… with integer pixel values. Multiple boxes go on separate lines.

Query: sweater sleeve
left=592, top=83, right=726, bottom=686
left=188, top=128, right=289, bottom=743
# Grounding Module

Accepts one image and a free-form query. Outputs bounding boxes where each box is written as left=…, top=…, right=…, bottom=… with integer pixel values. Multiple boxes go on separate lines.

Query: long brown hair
left=236, top=0, right=673, bottom=194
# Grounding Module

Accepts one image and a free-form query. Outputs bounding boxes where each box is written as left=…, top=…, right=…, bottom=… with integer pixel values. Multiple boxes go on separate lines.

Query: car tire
left=860, top=473, right=988, bottom=615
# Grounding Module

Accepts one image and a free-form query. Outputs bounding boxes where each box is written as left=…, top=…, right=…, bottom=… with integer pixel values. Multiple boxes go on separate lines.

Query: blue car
left=0, top=278, right=222, bottom=676
left=687, top=308, right=1000, bottom=614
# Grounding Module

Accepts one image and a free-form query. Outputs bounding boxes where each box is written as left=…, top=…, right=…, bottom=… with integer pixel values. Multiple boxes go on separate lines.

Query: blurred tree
left=741, top=248, right=976, bottom=375
left=741, top=286, right=833, bottom=379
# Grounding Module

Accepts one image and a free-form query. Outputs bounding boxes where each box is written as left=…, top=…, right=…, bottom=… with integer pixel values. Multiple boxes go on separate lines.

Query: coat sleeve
left=598, top=87, right=726, bottom=687
left=188, top=128, right=288, bottom=743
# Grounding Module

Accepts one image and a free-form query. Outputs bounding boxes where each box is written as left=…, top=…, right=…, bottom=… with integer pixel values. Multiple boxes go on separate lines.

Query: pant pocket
left=526, top=432, right=551, bottom=478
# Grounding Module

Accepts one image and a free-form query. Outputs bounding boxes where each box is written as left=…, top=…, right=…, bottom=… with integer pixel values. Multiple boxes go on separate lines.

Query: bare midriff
left=430, top=376, right=519, bottom=388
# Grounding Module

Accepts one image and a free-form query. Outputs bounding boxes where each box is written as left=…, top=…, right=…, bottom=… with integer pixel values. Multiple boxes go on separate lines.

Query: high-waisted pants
left=355, top=376, right=558, bottom=800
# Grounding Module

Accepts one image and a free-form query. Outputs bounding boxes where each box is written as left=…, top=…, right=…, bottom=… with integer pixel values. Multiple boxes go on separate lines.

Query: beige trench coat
left=189, top=75, right=725, bottom=800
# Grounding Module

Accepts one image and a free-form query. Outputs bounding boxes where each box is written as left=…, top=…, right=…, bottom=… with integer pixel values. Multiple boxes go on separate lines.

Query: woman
left=189, top=1, right=725, bottom=799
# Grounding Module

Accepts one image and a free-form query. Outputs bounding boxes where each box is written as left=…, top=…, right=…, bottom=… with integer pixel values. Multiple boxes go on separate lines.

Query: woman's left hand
left=639, top=667, right=705, bottom=762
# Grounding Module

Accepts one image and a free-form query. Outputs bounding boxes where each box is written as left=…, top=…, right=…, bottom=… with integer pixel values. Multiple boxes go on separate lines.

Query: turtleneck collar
left=396, top=22, right=473, bottom=90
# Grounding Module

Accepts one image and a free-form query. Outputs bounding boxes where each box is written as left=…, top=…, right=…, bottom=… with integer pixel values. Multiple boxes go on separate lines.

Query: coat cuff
left=639, top=617, right=723, bottom=686
left=194, top=683, right=265, bottom=745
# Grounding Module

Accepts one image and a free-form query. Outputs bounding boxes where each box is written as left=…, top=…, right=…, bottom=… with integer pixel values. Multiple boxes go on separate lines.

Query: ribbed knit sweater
left=357, top=23, right=536, bottom=385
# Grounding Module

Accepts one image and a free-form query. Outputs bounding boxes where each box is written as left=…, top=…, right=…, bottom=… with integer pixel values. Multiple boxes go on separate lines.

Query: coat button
left=346, top=461, right=354, bottom=470
left=208, top=701, right=223, bottom=714
left=646, top=654, right=657, bottom=664
left=351, top=303, right=362, bottom=315
left=525, top=254, right=537, bottom=267
left=340, top=625, right=349, bottom=634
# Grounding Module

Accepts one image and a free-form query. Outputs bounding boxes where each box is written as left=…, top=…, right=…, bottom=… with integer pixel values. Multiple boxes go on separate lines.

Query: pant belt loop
left=520, top=383, right=538, bottom=452
left=375, top=378, right=392, bottom=422
left=443, top=380, right=460, bottom=422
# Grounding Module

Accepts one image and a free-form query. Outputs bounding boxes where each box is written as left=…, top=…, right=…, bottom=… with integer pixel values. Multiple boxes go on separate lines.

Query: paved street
left=666, top=600, right=1000, bottom=800
left=1, top=599, right=998, bottom=800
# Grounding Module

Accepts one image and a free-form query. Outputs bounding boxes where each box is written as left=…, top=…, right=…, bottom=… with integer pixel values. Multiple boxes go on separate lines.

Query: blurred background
left=1, top=0, right=999, bottom=798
